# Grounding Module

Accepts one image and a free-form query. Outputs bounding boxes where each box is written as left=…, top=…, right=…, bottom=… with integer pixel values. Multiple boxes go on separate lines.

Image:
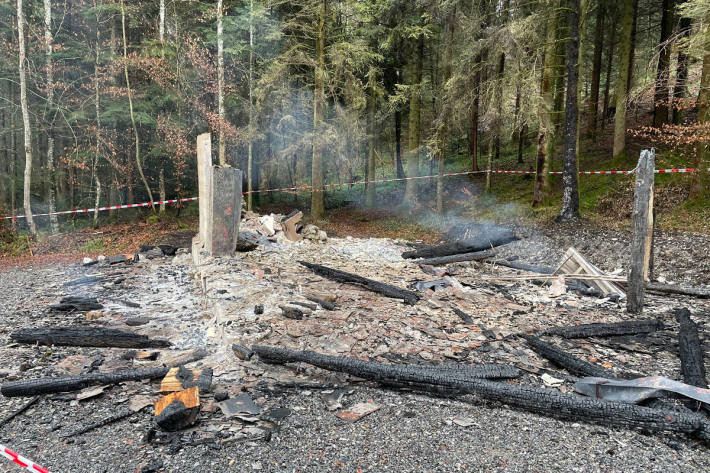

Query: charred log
left=1, top=367, right=170, bottom=397
left=49, top=296, right=103, bottom=312
left=522, top=335, right=615, bottom=378
left=646, top=282, right=710, bottom=299
left=305, top=295, right=335, bottom=310
left=252, top=345, right=710, bottom=442
left=675, top=308, right=708, bottom=389
left=11, top=327, right=171, bottom=349
left=453, top=308, right=474, bottom=324
left=402, top=233, right=517, bottom=260
left=299, top=261, right=420, bottom=304
left=415, top=250, right=495, bottom=266
left=63, top=409, right=138, bottom=438
left=541, top=319, right=664, bottom=339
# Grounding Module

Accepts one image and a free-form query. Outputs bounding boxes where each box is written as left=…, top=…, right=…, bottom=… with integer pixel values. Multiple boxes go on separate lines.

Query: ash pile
left=3, top=210, right=710, bottom=468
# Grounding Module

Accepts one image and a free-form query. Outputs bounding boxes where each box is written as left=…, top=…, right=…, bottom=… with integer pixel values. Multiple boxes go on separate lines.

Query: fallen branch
left=11, top=327, right=171, bottom=349
left=541, top=319, right=664, bottom=339
left=1, top=367, right=170, bottom=397
left=299, top=261, right=420, bottom=305
left=675, top=308, right=709, bottom=389
left=0, top=396, right=39, bottom=428
left=522, top=335, right=615, bottom=378
left=414, top=250, right=495, bottom=266
left=481, top=259, right=555, bottom=274
left=252, top=345, right=710, bottom=442
left=62, top=409, right=138, bottom=438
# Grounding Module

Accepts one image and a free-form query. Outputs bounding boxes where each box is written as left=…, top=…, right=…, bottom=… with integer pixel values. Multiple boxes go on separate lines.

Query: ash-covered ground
left=1, top=217, right=710, bottom=473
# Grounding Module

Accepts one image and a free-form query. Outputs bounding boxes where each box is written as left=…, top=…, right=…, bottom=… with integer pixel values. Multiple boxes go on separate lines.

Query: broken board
left=155, top=387, right=200, bottom=431
left=554, top=247, right=625, bottom=297
left=159, top=366, right=213, bottom=393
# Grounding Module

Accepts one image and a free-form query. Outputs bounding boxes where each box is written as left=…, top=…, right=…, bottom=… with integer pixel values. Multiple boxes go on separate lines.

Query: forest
left=0, top=0, right=709, bottom=234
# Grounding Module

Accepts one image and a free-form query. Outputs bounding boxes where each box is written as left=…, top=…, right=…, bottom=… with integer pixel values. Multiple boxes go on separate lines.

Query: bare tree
left=18, top=0, right=37, bottom=234
left=217, top=0, right=226, bottom=165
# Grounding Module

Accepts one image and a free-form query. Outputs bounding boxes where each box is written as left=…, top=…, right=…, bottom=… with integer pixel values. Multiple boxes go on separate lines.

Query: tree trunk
left=652, top=0, right=674, bottom=127
left=120, top=0, right=155, bottom=212
left=365, top=78, right=376, bottom=207
left=394, top=107, right=404, bottom=178
left=533, top=5, right=558, bottom=208
left=690, top=10, right=710, bottom=200
left=558, top=0, right=581, bottom=221
left=217, top=0, right=226, bottom=165
left=612, top=0, right=635, bottom=160
left=247, top=0, right=254, bottom=210
left=94, top=6, right=102, bottom=228
left=311, top=0, right=327, bottom=219
left=436, top=9, right=455, bottom=214
left=626, top=0, right=638, bottom=94
left=18, top=0, right=36, bottom=234
left=493, top=51, right=505, bottom=162
left=93, top=175, right=101, bottom=228
left=602, top=15, right=616, bottom=127
left=44, top=0, right=58, bottom=234
left=469, top=55, right=481, bottom=172
left=159, top=168, right=166, bottom=213
left=403, top=35, right=424, bottom=206
left=587, top=0, right=604, bottom=138
left=673, top=16, right=692, bottom=124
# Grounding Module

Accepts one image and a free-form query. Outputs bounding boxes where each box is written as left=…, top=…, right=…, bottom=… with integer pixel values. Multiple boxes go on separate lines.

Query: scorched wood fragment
left=298, top=261, right=420, bottom=304
left=645, top=282, right=710, bottom=299
left=1, top=367, right=170, bottom=397
left=252, top=345, right=710, bottom=443
left=401, top=233, right=517, bottom=260
left=414, top=250, right=495, bottom=266
left=160, top=366, right=213, bottom=393
left=675, top=308, right=709, bottom=389
left=62, top=409, right=138, bottom=438
left=49, top=296, right=103, bottom=312
left=155, top=387, right=200, bottom=431
left=522, top=335, right=615, bottom=378
left=540, top=319, right=664, bottom=339
left=10, top=327, right=171, bottom=349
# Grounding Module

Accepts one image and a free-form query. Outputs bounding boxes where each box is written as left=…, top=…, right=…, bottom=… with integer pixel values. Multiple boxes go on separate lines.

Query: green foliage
left=80, top=237, right=107, bottom=253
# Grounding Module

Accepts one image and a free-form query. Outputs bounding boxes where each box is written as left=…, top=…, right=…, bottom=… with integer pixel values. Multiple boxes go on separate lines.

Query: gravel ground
left=1, top=222, right=710, bottom=473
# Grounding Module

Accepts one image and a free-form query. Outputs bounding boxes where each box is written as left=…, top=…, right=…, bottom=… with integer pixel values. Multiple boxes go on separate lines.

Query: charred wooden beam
left=10, top=327, right=171, bottom=349
left=402, top=233, right=517, bottom=260
left=522, top=335, right=615, bottom=378
left=675, top=308, right=709, bottom=389
left=481, top=259, right=555, bottom=274
left=414, top=250, right=495, bottom=266
left=155, top=387, right=200, bottom=431
left=645, top=282, right=710, bottom=299
left=232, top=344, right=254, bottom=360
left=160, top=366, right=213, bottom=393
left=453, top=308, right=474, bottom=325
left=299, top=261, right=420, bottom=305
left=252, top=345, right=710, bottom=442
left=305, top=295, right=335, bottom=311
left=49, top=296, right=103, bottom=312
left=1, top=367, right=170, bottom=397
left=540, top=319, right=664, bottom=339
left=253, top=345, right=519, bottom=381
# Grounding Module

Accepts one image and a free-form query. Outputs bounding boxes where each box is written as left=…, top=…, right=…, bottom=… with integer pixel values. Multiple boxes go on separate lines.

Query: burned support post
left=627, top=149, right=655, bottom=314
left=675, top=308, right=709, bottom=389
left=193, top=132, right=242, bottom=258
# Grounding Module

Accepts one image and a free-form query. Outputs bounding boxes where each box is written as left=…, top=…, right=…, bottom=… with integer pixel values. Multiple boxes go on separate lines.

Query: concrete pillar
left=196, top=133, right=213, bottom=254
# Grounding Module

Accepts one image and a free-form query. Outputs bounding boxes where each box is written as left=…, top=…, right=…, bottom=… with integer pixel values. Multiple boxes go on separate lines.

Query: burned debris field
left=1, top=210, right=710, bottom=473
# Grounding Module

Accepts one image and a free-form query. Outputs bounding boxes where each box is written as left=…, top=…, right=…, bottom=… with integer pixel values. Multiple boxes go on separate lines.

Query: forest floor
left=1, top=205, right=710, bottom=472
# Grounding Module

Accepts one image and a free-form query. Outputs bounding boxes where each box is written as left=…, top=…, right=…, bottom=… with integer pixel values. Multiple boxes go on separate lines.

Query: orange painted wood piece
left=154, top=386, right=200, bottom=417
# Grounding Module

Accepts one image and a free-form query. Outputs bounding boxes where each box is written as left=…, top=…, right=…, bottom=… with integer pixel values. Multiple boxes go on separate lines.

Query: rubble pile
left=2, top=209, right=710, bottom=471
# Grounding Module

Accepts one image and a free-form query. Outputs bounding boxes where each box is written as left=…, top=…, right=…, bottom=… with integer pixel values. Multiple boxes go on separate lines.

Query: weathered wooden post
left=193, top=132, right=242, bottom=260
left=627, top=149, right=655, bottom=314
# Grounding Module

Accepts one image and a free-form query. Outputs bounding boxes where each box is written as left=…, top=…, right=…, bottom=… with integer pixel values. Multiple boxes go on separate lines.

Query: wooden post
left=627, top=149, right=655, bottom=314
left=196, top=133, right=213, bottom=254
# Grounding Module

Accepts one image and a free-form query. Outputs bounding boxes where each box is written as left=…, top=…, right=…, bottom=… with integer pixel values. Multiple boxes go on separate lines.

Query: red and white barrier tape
left=1, top=444, right=49, bottom=473
left=1, top=168, right=698, bottom=220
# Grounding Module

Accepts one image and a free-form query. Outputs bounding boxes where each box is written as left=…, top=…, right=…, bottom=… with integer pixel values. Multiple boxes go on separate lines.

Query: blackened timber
left=453, top=308, right=474, bottom=324
left=401, top=233, right=517, bottom=259
left=253, top=345, right=519, bottom=381
left=62, top=409, right=138, bottom=438
left=646, top=282, right=710, bottom=299
left=415, top=250, right=495, bottom=266
left=522, top=335, right=614, bottom=378
left=0, top=396, right=39, bottom=427
left=540, top=319, right=664, bottom=339
left=675, top=308, right=708, bottom=389
left=481, top=259, right=555, bottom=274
left=252, top=345, right=710, bottom=442
left=299, top=261, right=420, bottom=304
left=305, top=295, right=335, bottom=310
left=1, top=367, right=170, bottom=397
left=49, top=296, right=103, bottom=312
left=10, top=327, right=171, bottom=349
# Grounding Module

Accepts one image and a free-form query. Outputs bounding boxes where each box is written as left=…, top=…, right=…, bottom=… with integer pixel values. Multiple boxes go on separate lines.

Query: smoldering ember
left=1, top=135, right=710, bottom=472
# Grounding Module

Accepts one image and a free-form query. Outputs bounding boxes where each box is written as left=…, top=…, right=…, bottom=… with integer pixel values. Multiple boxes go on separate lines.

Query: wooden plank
left=554, top=247, right=625, bottom=297
left=159, top=366, right=213, bottom=393
left=155, top=387, right=200, bottom=431
left=627, top=149, right=655, bottom=314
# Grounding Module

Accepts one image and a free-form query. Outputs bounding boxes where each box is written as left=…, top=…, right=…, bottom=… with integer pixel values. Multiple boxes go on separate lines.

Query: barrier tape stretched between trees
left=1, top=167, right=698, bottom=220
